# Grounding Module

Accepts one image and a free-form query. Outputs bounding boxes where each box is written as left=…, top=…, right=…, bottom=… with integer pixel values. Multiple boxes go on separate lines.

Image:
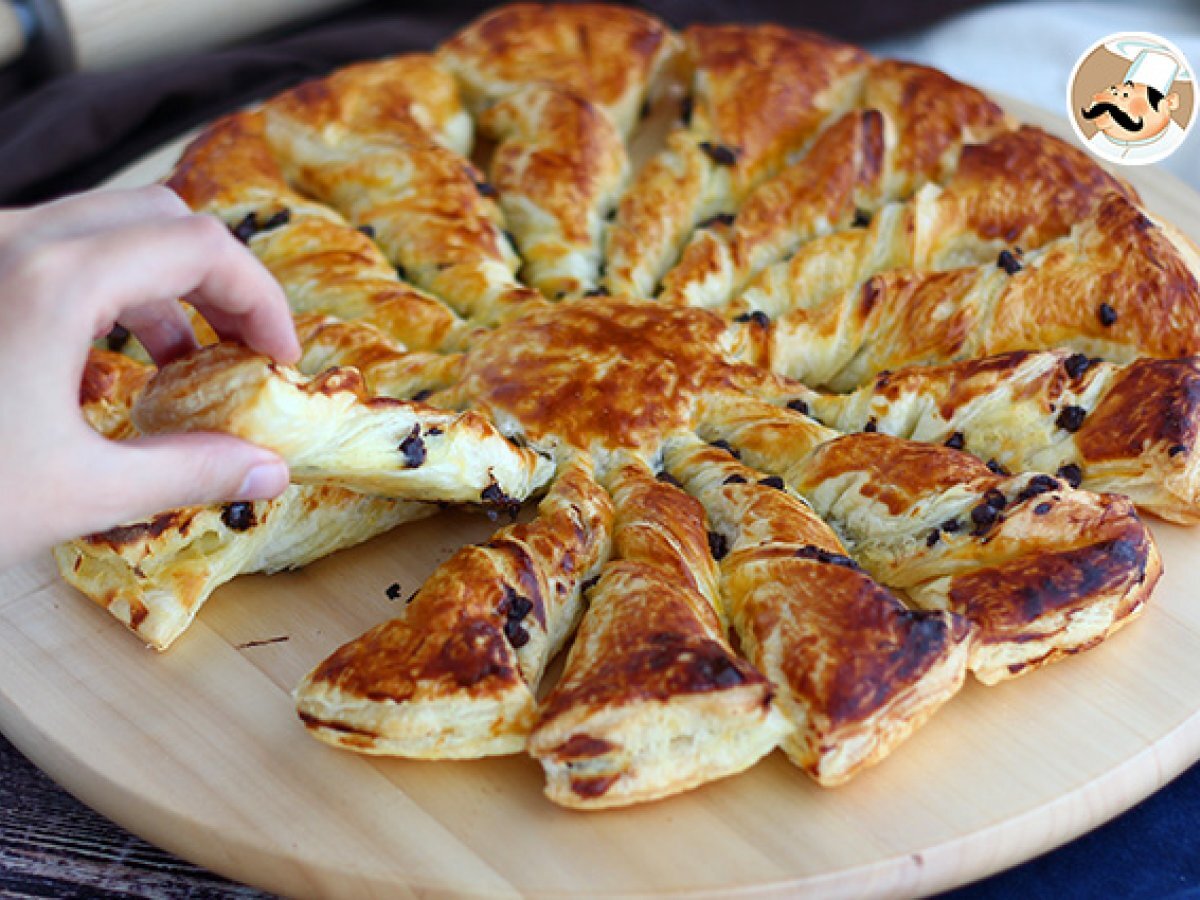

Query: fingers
left=117, top=298, right=199, bottom=366
left=69, top=432, right=291, bottom=539
left=0, top=185, right=190, bottom=247
left=11, top=212, right=300, bottom=365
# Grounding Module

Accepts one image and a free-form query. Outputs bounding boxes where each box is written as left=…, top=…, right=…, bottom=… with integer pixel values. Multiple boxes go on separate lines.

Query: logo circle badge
left=1067, top=31, right=1196, bottom=166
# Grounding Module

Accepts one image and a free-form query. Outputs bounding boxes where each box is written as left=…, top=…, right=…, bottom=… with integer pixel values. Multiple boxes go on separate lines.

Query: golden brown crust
left=479, top=85, right=628, bottom=298
left=438, top=3, right=680, bottom=137
left=665, top=438, right=969, bottom=785
left=297, top=457, right=613, bottom=757
left=529, top=457, right=784, bottom=808
left=695, top=394, right=1161, bottom=682
left=79, top=350, right=154, bottom=440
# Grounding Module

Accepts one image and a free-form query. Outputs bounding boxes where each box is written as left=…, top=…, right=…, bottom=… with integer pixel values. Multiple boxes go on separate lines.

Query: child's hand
left=0, top=185, right=301, bottom=568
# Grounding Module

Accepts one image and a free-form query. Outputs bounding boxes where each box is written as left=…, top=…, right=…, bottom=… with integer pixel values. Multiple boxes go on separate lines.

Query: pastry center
left=463, top=298, right=739, bottom=450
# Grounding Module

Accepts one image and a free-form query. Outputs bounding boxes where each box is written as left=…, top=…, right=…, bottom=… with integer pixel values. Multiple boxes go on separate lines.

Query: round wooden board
left=2, top=96, right=1200, bottom=899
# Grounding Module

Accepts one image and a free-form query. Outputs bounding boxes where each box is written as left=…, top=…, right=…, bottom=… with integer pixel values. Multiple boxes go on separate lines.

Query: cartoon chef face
left=1082, top=79, right=1180, bottom=142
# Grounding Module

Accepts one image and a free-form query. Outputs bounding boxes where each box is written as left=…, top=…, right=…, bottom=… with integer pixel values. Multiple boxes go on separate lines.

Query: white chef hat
left=1105, top=37, right=1193, bottom=96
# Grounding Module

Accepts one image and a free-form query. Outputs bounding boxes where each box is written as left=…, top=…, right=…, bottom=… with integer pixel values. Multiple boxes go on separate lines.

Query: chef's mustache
left=1081, top=101, right=1144, bottom=132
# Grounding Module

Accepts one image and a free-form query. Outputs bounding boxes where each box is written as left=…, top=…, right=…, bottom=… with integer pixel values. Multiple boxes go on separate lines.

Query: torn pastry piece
left=132, top=343, right=554, bottom=506
left=744, top=192, right=1200, bottom=390
left=261, top=61, right=538, bottom=326
left=168, top=110, right=467, bottom=353
left=604, top=24, right=871, bottom=297
left=479, top=85, right=629, bottom=299
left=695, top=393, right=1161, bottom=684
left=58, top=488, right=430, bottom=652
left=62, top=350, right=430, bottom=650
left=659, top=59, right=1009, bottom=310
left=295, top=315, right=466, bottom=401
left=664, top=436, right=969, bottom=786
left=810, top=351, right=1200, bottom=524
left=438, top=3, right=681, bottom=138
left=529, top=456, right=785, bottom=808
left=296, top=456, right=614, bottom=757
left=732, top=126, right=1141, bottom=322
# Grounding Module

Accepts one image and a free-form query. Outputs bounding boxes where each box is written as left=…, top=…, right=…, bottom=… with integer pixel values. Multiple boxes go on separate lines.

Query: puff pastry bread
left=64, top=2, right=1200, bottom=810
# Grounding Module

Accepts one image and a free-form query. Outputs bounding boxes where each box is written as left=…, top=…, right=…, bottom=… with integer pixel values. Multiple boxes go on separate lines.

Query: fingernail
left=237, top=460, right=289, bottom=500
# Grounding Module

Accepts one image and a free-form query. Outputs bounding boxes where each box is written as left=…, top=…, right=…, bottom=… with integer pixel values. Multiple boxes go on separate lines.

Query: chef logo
left=1068, top=32, right=1195, bottom=166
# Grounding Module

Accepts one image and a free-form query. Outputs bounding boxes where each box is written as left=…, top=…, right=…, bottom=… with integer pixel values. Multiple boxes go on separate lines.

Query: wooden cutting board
left=2, top=98, right=1199, bottom=899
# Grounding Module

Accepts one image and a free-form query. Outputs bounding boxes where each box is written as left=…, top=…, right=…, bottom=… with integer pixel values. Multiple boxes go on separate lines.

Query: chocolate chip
left=104, top=324, right=131, bottom=352
left=502, top=588, right=534, bottom=623
left=926, top=530, right=941, bottom=547
left=395, top=264, right=408, bottom=280
left=680, top=95, right=694, bottom=126
left=863, top=418, right=878, bottom=433
left=221, top=502, right=255, bottom=531
left=944, top=431, right=966, bottom=450
left=710, top=439, right=741, bottom=459
left=481, top=483, right=518, bottom=516
left=385, top=582, right=403, bottom=601
left=398, top=424, right=426, bottom=467
left=1056, top=405, right=1087, bottom=433
left=852, top=208, right=871, bottom=228
left=427, top=427, right=443, bottom=436
left=411, top=389, right=433, bottom=403
left=656, top=470, right=683, bottom=488
left=474, top=179, right=499, bottom=199
left=759, top=475, right=785, bottom=490
left=986, top=459, right=1009, bottom=476
left=984, top=489, right=1008, bottom=510
left=707, top=530, right=729, bottom=561
left=970, top=502, right=998, bottom=533
left=697, top=212, right=735, bottom=229
left=504, top=618, right=530, bottom=648
left=1098, top=303, right=1118, bottom=326
left=733, top=310, right=770, bottom=327
left=1034, top=501, right=1053, bottom=515
left=786, top=398, right=810, bottom=416
left=357, top=224, right=376, bottom=239
left=793, top=545, right=859, bottom=569
left=722, top=474, right=747, bottom=485
left=1015, top=474, right=1059, bottom=504
left=997, top=249, right=1022, bottom=275
left=260, top=209, right=291, bottom=231
left=584, top=286, right=610, bottom=297
left=941, top=518, right=961, bottom=533
left=1063, top=353, right=1096, bottom=380
left=698, top=141, right=738, bottom=166
left=230, top=212, right=258, bottom=244
left=1056, top=463, right=1083, bottom=489
left=1169, top=444, right=1188, bottom=457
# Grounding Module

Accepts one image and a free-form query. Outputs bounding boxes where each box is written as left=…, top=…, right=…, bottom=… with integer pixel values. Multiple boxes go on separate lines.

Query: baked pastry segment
left=479, top=85, right=629, bottom=299
left=132, top=343, right=554, bottom=506
left=437, top=3, right=680, bottom=138
left=529, top=457, right=785, bottom=808
left=167, top=110, right=467, bottom=353
left=295, top=456, right=614, bottom=757
left=695, top=394, right=1161, bottom=683
left=604, top=24, right=870, bottom=297
left=79, top=349, right=154, bottom=440
left=262, top=66, right=537, bottom=327
left=811, top=350, right=1200, bottom=523
left=664, top=437, right=969, bottom=785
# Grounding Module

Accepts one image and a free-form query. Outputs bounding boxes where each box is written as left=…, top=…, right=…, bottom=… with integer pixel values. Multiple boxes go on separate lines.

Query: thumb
left=80, top=432, right=290, bottom=535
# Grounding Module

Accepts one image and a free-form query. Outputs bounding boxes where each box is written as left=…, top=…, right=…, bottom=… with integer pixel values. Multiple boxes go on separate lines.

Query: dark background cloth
left=0, top=0, right=989, bottom=205
left=2, top=1, right=1199, bottom=897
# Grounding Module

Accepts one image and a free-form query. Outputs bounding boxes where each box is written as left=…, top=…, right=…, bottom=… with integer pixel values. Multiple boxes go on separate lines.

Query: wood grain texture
left=1, top=98, right=1200, bottom=899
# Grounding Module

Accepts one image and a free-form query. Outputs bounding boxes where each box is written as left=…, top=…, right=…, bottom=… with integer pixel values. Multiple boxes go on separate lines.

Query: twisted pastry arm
left=295, top=455, right=613, bottom=757
left=696, top=393, right=1161, bottom=684
left=528, top=455, right=784, bottom=808
left=479, top=85, right=629, bottom=299
left=664, top=436, right=970, bottom=786
left=132, top=343, right=554, bottom=507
